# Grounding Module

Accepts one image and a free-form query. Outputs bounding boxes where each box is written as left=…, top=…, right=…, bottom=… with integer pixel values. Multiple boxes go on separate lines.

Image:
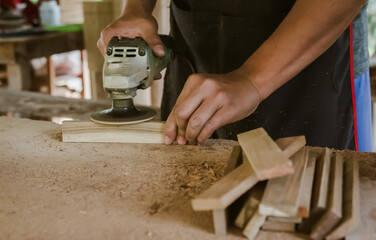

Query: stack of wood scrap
left=191, top=128, right=360, bottom=239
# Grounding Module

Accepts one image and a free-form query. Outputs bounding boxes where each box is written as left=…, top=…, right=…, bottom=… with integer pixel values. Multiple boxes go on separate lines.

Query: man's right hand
left=97, top=11, right=165, bottom=57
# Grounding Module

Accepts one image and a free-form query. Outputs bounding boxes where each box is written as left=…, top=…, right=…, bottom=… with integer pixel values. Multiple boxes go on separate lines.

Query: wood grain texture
left=310, top=152, right=343, bottom=239
left=237, top=128, right=294, bottom=180
left=261, top=220, right=296, bottom=232
left=299, top=148, right=332, bottom=233
left=243, top=206, right=266, bottom=240
left=297, top=151, right=317, bottom=218
left=259, top=147, right=309, bottom=217
left=62, top=121, right=165, bottom=143
left=326, top=158, right=360, bottom=240
left=234, top=182, right=265, bottom=228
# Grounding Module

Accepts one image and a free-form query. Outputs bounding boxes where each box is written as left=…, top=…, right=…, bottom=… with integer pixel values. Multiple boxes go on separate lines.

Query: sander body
left=90, top=37, right=172, bottom=125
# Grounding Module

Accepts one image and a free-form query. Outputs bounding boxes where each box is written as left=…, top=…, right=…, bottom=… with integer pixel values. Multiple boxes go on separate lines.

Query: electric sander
left=90, top=36, right=172, bottom=125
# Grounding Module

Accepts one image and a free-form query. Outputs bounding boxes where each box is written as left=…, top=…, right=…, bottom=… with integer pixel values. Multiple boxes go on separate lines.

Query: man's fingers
left=185, top=99, right=221, bottom=144
left=174, top=91, right=204, bottom=145
left=197, top=108, right=231, bottom=145
left=164, top=112, right=178, bottom=145
left=143, top=31, right=165, bottom=57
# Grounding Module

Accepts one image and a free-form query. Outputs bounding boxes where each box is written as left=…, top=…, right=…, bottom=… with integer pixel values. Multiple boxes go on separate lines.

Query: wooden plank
left=261, top=220, right=296, bottom=232
left=62, top=121, right=165, bottom=143
left=259, top=147, right=309, bottom=217
left=326, top=158, right=359, bottom=240
left=267, top=216, right=302, bottom=224
left=224, top=145, right=243, bottom=175
left=192, top=135, right=305, bottom=211
left=297, top=150, right=317, bottom=218
left=192, top=162, right=258, bottom=211
left=275, top=136, right=306, bottom=158
left=213, top=145, right=242, bottom=235
left=234, top=182, right=265, bottom=228
left=298, top=148, right=332, bottom=233
left=310, top=152, right=343, bottom=239
left=237, top=128, right=295, bottom=180
left=243, top=206, right=266, bottom=240
left=212, top=209, right=227, bottom=235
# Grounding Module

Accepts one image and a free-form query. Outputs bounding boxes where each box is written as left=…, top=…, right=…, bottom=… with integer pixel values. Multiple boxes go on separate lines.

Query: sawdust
left=0, top=117, right=242, bottom=240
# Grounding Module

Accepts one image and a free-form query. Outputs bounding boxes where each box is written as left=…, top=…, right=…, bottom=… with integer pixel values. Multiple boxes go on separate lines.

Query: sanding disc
left=90, top=106, right=156, bottom=125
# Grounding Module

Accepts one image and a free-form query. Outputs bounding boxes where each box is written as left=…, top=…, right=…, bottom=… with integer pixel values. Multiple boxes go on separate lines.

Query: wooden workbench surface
left=0, top=117, right=375, bottom=239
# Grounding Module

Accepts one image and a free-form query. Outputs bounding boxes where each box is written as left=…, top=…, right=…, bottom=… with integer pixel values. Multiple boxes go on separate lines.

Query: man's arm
left=97, top=0, right=164, bottom=56
left=164, top=0, right=367, bottom=145
left=243, top=0, right=367, bottom=99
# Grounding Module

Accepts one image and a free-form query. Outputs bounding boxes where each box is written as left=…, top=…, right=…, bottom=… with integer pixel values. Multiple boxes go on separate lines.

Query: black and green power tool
left=90, top=36, right=173, bottom=125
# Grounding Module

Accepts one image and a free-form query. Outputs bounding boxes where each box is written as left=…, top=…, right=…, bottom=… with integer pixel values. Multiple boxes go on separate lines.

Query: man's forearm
left=123, top=0, right=156, bottom=15
left=242, top=0, right=367, bottom=100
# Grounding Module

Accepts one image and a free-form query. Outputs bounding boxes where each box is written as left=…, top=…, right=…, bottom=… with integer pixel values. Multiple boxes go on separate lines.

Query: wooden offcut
left=191, top=162, right=258, bottom=211
left=243, top=206, right=267, bottom=240
left=237, top=128, right=294, bottom=180
left=275, top=136, right=306, bottom=159
left=259, top=147, right=309, bottom=218
left=299, top=148, right=332, bottom=233
left=62, top=121, right=165, bottom=143
left=326, top=158, right=360, bottom=240
left=234, top=182, right=265, bottom=228
left=212, top=209, right=227, bottom=235
left=267, top=216, right=302, bottom=224
left=310, top=153, right=343, bottom=239
left=297, top=151, right=317, bottom=217
left=192, top=133, right=305, bottom=211
left=224, top=145, right=243, bottom=175
left=261, top=220, right=296, bottom=232
left=213, top=145, right=243, bottom=235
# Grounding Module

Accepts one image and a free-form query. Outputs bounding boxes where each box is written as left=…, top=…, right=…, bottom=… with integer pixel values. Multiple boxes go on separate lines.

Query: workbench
left=0, top=31, right=84, bottom=91
left=0, top=116, right=375, bottom=239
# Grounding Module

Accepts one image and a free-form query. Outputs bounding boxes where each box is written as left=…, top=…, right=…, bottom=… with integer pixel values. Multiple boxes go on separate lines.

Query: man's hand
left=97, top=4, right=164, bottom=57
left=163, top=69, right=261, bottom=145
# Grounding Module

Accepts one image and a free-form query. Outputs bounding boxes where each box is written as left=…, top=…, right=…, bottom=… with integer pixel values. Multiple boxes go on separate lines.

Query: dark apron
left=161, top=0, right=355, bottom=150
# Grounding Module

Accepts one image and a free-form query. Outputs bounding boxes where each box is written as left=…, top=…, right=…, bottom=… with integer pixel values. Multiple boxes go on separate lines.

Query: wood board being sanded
left=62, top=120, right=165, bottom=143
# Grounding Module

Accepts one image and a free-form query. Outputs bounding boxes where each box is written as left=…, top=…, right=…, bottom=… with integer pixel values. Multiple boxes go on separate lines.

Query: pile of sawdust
left=0, top=117, right=243, bottom=240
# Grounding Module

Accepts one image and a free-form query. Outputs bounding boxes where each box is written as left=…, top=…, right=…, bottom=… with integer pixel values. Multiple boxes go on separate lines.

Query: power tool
left=90, top=36, right=172, bottom=125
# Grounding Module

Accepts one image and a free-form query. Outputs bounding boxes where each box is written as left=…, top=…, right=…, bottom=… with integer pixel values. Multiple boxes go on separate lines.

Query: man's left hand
left=163, top=69, right=261, bottom=145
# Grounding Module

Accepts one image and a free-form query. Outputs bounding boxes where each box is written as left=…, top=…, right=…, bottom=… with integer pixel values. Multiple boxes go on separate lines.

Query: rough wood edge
left=62, top=120, right=165, bottom=143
